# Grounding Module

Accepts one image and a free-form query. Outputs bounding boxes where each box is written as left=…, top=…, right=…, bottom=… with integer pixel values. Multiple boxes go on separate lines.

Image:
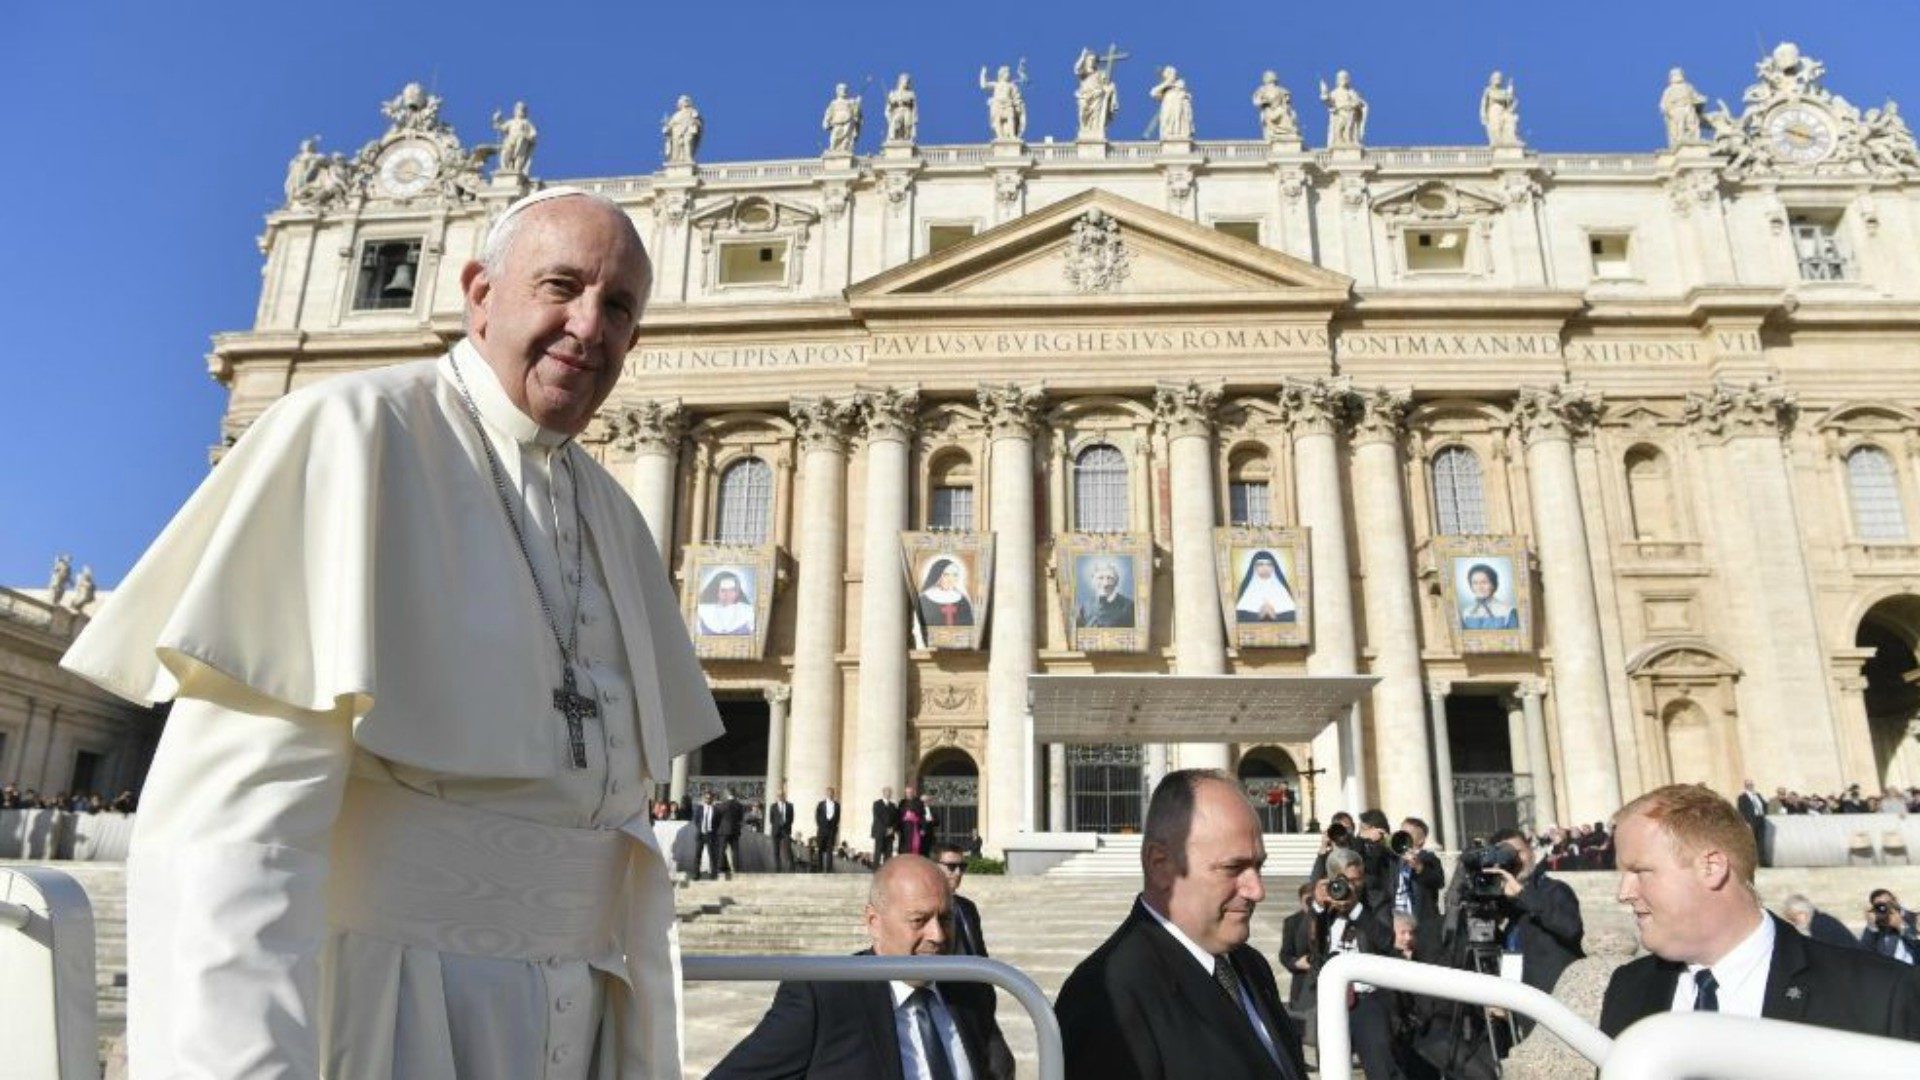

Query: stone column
left=852, top=387, right=919, bottom=846
left=614, top=399, right=691, bottom=800
left=979, top=383, right=1046, bottom=853
left=785, top=395, right=860, bottom=812
left=1280, top=378, right=1365, bottom=816
left=1515, top=385, right=1622, bottom=824
left=1048, top=744, right=1068, bottom=831
left=1349, top=388, right=1435, bottom=827
left=1155, top=380, right=1230, bottom=771
left=764, top=683, right=791, bottom=796
left=1517, top=678, right=1558, bottom=827
left=1427, top=680, right=1458, bottom=848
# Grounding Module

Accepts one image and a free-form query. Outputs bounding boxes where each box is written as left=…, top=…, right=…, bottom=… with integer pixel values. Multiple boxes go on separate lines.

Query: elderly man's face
left=865, top=858, right=953, bottom=982
left=461, top=198, right=650, bottom=435
left=1153, top=779, right=1267, bottom=955
left=1095, top=568, right=1119, bottom=596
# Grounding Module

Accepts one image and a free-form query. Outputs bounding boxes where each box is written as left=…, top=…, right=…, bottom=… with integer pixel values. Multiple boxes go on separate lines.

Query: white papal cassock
left=63, top=342, right=723, bottom=1078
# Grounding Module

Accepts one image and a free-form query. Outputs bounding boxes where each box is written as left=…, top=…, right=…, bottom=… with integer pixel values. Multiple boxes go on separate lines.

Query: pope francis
left=61, top=188, right=723, bottom=1078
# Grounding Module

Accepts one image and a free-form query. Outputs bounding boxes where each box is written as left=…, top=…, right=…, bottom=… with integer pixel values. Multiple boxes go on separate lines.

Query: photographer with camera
left=1861, top=889, right=1920, bottom=964
left=1473, top=827, right=1585, bottom=998
left=1311, top=845, right=1398, bottom=1078
left=1310, top=811, right=1360, bottom=882
left=1391, top=817, right=1446, bottom=961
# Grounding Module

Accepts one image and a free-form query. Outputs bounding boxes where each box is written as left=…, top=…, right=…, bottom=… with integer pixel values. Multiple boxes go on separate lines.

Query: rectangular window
left=71, top=750, right=104, bottom=795
left=1404, top=229, right=1469, bottom=272
left=1228, top=481, right=1271, bottom=526
left=1790, top=216, right=1851, bottom=281
left=1212, top=220, right=1262, bottom=245
left=929, top=485, right=975, bottom=531
left=352, top=238, right=422, bottom=311
left=926, top=224, right=976, bottom=256
left=717, top=240, right=789, bottom=286
left=1588, top=233, right=1633, bottom=279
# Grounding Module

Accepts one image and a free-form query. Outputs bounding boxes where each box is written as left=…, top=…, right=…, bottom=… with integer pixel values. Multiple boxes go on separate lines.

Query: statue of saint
left=1659, top=68, right=1707, bottom=147
left=284, top=138, right=323, bottom=204
left=381, top=82, right=444, bottom=134
left=821, top=83, right=862, bottom=154
left=1861, top=103, right=1920, bottom=171
left=1252, top=72, right=1300, bottom=143
left=885, top=74, right=918, bottom=143
left=1074, top=48, right=1120, bottom=140
left=70, top=567, right=96, bottom=613
left=1149, top=66, right=1193, bottom=141
left=662, top=95, right=703, bottom=164
left=978, top=63, right=1027, bottom=141
left=1479, top=71, right=1521, bottom=147
left=48, top=553, right=71, bottom=606
left=1320, top=70, right=1368, bottom=149
left=491, top=102, right=537, bottom=175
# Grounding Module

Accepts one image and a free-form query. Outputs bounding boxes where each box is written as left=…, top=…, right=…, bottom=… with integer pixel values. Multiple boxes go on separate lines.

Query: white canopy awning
left=1027, top=674, right=1379, bottom=744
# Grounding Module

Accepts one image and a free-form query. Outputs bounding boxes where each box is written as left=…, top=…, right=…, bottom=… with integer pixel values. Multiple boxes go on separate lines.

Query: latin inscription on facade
left=1335, top=332, right=1563, bottom=361
left=1569, top=341, right=1704, bottom=364
left=627, top=342, right=869, bottom=377
left=870, top=325, right=1330, bottom=360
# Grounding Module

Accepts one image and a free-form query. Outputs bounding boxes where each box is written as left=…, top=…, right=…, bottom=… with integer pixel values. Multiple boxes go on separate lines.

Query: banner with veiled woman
left=1213, top=527, right=1313, bottom=649
left=680, top=543, right=777, bottom=660
left=901, top=531, right=995, bottom=650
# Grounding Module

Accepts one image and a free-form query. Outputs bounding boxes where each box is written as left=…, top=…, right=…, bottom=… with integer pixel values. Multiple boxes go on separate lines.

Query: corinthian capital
left=790, top=394, right=861, bottom=452
left=858, top=385, right=921, bottom=443
left=1683, top=379, right=1797, bottom=441
left=976, top=382, right=1047, bottom=440
left=608, top=398, right=687, bottom=454
left=1351, top=386, right=1411, bottom=446
left=1513, top=384, right=1600, bottom=446
left=1277, top=376, right=1356, bottom=437
left=1153, top=379, right=1224, bottom=440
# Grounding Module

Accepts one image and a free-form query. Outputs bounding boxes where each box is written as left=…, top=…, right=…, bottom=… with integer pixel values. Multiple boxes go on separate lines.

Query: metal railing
left=0, top=866, right=98, bottom=1080
left=683, top=954, right=1062, bottom=1080
left=1314, top=953, right=1612, bottom=1079
left=1601, top=1011, right=1920, bottom=1078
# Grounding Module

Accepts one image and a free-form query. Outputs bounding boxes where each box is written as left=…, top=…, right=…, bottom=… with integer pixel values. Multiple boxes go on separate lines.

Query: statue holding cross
left=1074, top=44, right=1128, bottom=141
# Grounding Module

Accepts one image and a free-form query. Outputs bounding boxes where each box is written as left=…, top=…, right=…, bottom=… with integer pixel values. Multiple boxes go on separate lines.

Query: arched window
left=927, top=450, right=975, bottom=531
left=1624, top=445, right=1677, bottom=541
left=1430, top=445, right=1487, bottom=535
left=1227, top=446, right=1273, bottom=527
left=1847, top=445, right=1908, bottom=541
left=714, top=456, right=773, bottom=544
left=1072, top=443, right=1130, bottom=533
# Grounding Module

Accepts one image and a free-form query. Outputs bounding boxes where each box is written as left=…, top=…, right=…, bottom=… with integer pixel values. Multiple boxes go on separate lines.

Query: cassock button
left=609, top=734, right=626, bottom=749
left=552, top=1045, right=572, bottom=1064
left=610, top=779, right=622, bottom=793
left=556, top=996, right=574, bottom=1013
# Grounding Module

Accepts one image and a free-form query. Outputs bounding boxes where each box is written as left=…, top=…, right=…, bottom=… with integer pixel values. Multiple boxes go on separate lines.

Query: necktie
left=1693, top=969, right=1719, bottom=1012
left=907, top=987, right=958, bottom=1080
left=1212, top=954, right=1243, bottom=1004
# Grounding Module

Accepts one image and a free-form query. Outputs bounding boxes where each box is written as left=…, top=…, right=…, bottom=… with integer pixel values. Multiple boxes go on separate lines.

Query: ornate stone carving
left=662, top=95, right=702, bottom=165
left=1514, top=676, right=1550, bottom=699
left=1062, top=209, right=1131, bottom=293
left=880, top=170, right=914, bottom=207
left=1320, top=70, right=1368, bottom=150
left=821, top=182, right=850, bottom=219
left=1338, top=174, right=1370, bottom=208
left=1665, top=169, right=1722, bottom=216
left=283, top=83, right=495, bottom=211
left=1500, top=171, right=1543, bottom=207
left=1374, top=179, right=1504, bottom=222
left=1659, top=68, right=1707, bottom=147
left=1253, top=71, right=1301, bottom=144
left=920, top=683, right=982, bottom=716
left=764, top=683, right=792, bottom=705
left=609, top=399, right=687, bottom=454
left=1277, top=377, right=1357, bottom=437
left=790, top=395, right=861, bottom=452
left=656, top=187, right=692, bottom=226
left=976, top=383, right=1046, bottom=440
left=47, top=554, right=71, bottom=606
left=1351, top=387, right=1411, bottom=446
left=1149, top=66, right=1194, bottom=141
left=884, top=75, right=918, bottom=144
left=979, top=61, right=1028, bottom=141
left=1699, top=42, right=1919, bottom=177
left=381, top=82, right=445, bottom=133
left=491, top=101, right=537, bottom=176
left=858, top=385, right=920, bottom=442
left=283, top=137, right=324, bottom=204
left=1164, top=165, right=1195, bottom=206
left=1480, top=72, right=1522, bottom=148
left=993, top=170, right=1023, bottom=206
left=1684, top=379, right=1798, bottom=440
left=1514, top=384, right=1601, bottom=445
left=1153, top=380, right=1223, bottom=440
left=1074, top=46, right=1125, bottom=141
left=689, top=195, right=819, bottom=254
left=1277, top=167, right=1309, bottom=202
left=821, top=83, right=862, bottom=155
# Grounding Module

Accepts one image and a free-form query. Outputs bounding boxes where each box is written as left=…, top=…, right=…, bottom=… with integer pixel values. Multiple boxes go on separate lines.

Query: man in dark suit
left=933, top=843, right=989, bottom=957
left=814, top=787, right=841, bottom=872
left=696, top=788, right=726, bottom=881
left=1277, top=883, right=1317, bottom=1013
left=1737, top=779, right=1770, bottom=866
left=709, top=854, right=1014, bottom=1079
left=1480, top=826, right=1584, bottom=998
left=872, top=786, right=899, bottom=865
left=769, top=786, right=795, bottom=872
left=1311, top=844, right=1399, bottom=1078
left=1392, top=816, right=1447, bottom=960
left=1860, top=889, right=1920, bottom=965
left=1056, top=769, right=1307, bottom=1079
left=1601, top=783, right=1920, bottom=1041
left=720, top=787, right=744, bottom=879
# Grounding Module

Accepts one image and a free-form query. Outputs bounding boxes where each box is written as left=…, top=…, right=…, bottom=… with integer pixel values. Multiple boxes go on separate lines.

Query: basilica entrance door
left=1066, top=744, right=1148, bottom=833
left=918, top=749, right=980, bottom=847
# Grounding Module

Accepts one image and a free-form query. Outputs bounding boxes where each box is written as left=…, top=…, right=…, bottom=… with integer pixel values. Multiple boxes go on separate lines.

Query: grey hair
left=1143, top=768, right=1235, bottom=877
left=1393, top=912, right=1419, bottom=931
left=479, top=188, right=638, bottom=276
left=1781, top=893, right=1816, bottom=918
left=1326, top=845, right=1364, bottom=878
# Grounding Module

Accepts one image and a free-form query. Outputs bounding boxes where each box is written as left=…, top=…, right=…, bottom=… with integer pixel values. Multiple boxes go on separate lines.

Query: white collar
left=1140, top=894, right=1219, bottom=973
left=452, top=339, right=570, bottom=449
left=1690, top=909, right=1773, bottom=984
left=890, top=980, right=947, bottom=1008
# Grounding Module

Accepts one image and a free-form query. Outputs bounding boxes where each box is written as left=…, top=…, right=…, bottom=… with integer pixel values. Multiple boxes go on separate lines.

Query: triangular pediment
left=848, top=190, right=1350, bottom=310
left=1372, top=179, right=1506, bottom=222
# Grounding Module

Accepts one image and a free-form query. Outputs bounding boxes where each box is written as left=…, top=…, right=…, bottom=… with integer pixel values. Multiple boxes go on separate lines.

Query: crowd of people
left=652, top=782, right=986, bottom=880
left=1751, top=781, right=1920, bottom=815
left=0, top=783, right=136, bottom=814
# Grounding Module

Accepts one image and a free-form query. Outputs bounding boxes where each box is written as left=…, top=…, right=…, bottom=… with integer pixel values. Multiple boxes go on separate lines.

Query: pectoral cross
left=553, top=665, right=597, bottom=769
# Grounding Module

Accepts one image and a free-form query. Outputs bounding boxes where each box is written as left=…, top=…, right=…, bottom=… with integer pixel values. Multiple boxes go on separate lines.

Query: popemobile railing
left=0, top=866, right=98, bottom=1080
left=681, top=954, right=1063, bottom=1080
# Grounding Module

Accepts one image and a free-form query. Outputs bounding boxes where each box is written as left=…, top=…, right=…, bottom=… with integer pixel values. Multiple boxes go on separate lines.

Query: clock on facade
left=376, top=141, right=439, bottom=198
left=1764, top=105, right=1837, bottom=165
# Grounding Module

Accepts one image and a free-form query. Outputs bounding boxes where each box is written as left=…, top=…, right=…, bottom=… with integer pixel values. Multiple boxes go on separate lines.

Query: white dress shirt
left=889, top=981, right=975, bottom=1080
left=1140, top=896, right=1283, bottom=1064
left=1670, top=912, right=1775, bottom=1018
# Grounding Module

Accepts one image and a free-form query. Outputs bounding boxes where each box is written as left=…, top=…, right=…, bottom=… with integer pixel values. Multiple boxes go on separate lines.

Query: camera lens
left=1390, top=830, right=1413, bottom=856
left=1327, top=876, right=1354, bottom=903
left=1327, top=822, right=1350, bottom=845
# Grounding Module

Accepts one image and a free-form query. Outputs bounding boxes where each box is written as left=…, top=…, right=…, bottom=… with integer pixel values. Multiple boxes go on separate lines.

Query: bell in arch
left=381, top=261, right=416, bottom=298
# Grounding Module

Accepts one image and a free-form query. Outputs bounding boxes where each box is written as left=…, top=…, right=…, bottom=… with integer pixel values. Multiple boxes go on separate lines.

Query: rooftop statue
left=1320, top=70, right=1368, bottom=150
left=380, top=82, right=447, bottom=136
left=491, top=102, right=537, bottom=175
left=663, top=95, right=703, bottom=164
left=1659, top=68, right=1707, bottom=147
left=1252, top=71, right=1301, bottom=143
left=1074, top=46, right=1125, bottom=141
left=885, top=74, right=917, bottom=144
left=979, top=61, right=1028, bottom=141
left=1479, top=71, right=1521, bottom=148
left=821, top=83, right=863, bottom=154
left=1149, top=66, right=1194, bottom=141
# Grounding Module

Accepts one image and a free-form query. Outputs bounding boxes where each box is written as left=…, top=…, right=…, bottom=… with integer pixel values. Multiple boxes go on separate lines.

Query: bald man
left=64, top=189, right=722, bottom=1077
left=712, top=854, right=1014, bottom=1078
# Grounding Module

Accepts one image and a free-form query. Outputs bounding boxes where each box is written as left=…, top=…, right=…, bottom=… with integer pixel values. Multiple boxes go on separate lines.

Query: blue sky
left=3, top=1, right=1915, bottom=587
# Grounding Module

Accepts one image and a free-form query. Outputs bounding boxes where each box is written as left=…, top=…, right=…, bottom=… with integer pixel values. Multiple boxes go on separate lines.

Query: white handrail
left=0, top=866, right=98, bottom=1080
left=1314, top=953, right=1612, bottom=1079
left=1601, top=1012, right=1920, bottom=1078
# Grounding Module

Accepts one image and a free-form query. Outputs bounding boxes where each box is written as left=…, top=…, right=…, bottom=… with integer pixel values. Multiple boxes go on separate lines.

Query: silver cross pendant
left=553, top=666, right=598, bottom=769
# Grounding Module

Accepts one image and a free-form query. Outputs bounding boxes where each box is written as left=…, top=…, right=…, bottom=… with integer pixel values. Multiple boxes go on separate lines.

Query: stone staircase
left=1043, top=833, right=1327, bottom=878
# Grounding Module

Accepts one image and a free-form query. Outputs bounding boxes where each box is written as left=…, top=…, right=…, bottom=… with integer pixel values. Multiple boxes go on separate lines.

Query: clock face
left=1765, top=106, right=1836, bottom=164
left=377, top=142, right=439, bottom=197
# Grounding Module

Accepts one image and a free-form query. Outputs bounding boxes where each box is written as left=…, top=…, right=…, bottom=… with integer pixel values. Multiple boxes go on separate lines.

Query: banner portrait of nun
left=918, top=555, right=974, bottom=629
left=1454, top=557, right=1519, bottom=630
left=695, top=566, right=756, bottom=636
left=1233, top=549, right=1298, bottom=624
